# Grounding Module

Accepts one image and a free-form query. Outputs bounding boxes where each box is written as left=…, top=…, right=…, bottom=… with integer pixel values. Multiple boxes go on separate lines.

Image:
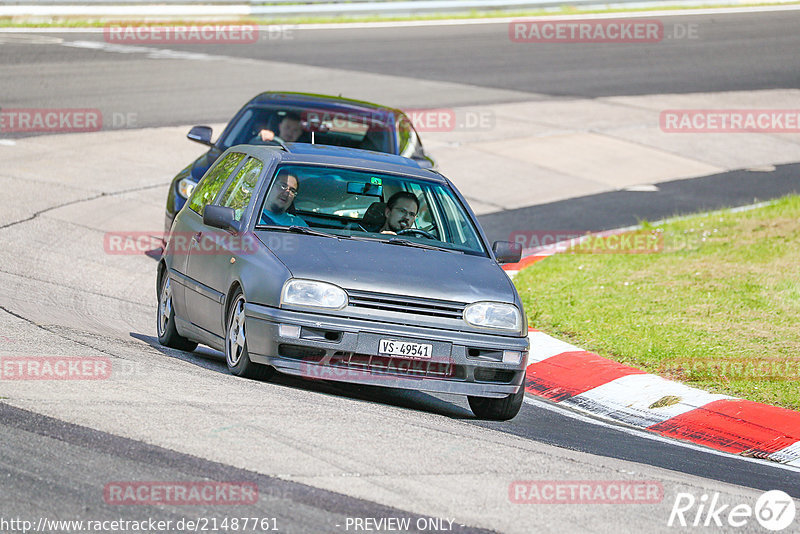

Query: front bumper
left=245, top=303, right=529, bottom=399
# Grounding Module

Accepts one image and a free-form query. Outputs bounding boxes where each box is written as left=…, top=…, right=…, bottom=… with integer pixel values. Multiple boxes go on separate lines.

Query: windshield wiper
left=385, top=238, right=462, bottom=254
left=257, top=225, right=341, bottom=239
left=288, top=225, right=340, bottom=238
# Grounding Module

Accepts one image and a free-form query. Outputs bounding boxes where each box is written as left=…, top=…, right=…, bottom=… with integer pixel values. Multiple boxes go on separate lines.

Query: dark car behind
left=165, top=91, right=434, bottom=234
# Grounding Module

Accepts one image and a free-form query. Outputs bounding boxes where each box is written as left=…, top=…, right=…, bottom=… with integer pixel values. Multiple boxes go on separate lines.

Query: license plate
left=378, top=339, right=432, bottom=359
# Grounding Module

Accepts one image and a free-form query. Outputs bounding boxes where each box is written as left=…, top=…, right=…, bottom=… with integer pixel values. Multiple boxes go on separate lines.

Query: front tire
left=157, top=273, right=198, bottom=352
left=225, top=289, right=273, bottom=380
left=468, top=388, right=524, bottom=421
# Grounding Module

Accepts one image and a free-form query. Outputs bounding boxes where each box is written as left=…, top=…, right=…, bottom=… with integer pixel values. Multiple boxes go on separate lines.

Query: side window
left=433, top=189, right=482, bottom=251
left=218, top=157, right=263, bottom=221
left=187, top=152, right=246, bottom=215
left=405, top=183, right=439, bottom=238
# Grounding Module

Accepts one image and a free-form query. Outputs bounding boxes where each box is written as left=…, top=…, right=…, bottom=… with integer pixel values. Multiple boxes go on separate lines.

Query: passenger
left=381, top=191, right=419, bottom=234
left=260, top=171, right=307, bottom=227
left=255, top=111, right=303, bottom=143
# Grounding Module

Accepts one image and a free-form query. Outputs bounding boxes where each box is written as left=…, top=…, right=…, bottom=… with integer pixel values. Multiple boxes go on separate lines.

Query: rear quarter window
left=187, top=152, right=246, bottom=215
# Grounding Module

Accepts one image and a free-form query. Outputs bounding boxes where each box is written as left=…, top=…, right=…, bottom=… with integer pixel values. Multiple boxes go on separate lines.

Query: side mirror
left=492, top=241, right=522, bottom=264
left=203, top=205, right=240, bottom=233
left=187, top=126, right=213, bottom=146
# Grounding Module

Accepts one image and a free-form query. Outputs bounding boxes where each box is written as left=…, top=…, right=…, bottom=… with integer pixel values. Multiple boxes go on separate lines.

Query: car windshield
left=255, top=165, right=488, bottom=257
left=220, top=106, right=393, bottom=154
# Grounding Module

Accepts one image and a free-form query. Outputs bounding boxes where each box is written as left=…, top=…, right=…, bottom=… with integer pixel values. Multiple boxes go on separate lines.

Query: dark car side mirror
left=492, top=241, right=522, bottom=264
left=203, top=205, right=240, bottom=233
left=187, top=125, right=213, bottom=146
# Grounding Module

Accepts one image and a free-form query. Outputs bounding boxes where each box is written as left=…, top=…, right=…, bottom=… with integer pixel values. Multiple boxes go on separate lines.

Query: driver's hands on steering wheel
left=259, top=129, right=277, bottom=142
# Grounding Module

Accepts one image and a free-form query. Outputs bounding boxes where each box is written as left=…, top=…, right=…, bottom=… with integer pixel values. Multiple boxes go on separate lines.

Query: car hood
left=256, top=232, right=516, bottom=304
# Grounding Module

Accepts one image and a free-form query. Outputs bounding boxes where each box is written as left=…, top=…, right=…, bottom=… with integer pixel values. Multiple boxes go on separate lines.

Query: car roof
left=230, top=144, right=446, bottom=184
left=246, top=91, right=400, bottom=119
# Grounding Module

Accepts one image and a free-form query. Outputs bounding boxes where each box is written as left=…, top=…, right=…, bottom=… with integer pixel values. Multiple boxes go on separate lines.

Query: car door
left=184, top=156, right=264, bottom=337
left=172, top=151, right=247, bottom=327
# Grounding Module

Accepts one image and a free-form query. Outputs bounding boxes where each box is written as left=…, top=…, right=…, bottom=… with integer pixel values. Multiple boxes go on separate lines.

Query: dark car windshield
left=220, top=106, right=394, bottom=154
left=255, top=165, right=487, bottom=257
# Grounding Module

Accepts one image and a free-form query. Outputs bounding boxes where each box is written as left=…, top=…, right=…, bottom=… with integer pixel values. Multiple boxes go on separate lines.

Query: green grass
left=515, top=195, right=800, bottom=410
left=2, top=1, right=799, bottom=27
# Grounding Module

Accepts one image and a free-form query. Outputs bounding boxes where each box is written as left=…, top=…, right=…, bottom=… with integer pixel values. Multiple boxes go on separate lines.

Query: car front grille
left=346, top=289, right=465, bottom=320
left=330, top=352, right=465, bottom=380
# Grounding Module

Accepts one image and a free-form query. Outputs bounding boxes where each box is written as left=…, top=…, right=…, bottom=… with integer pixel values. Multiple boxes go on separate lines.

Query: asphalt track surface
left=0, top=403, right=493, bottom=534
left=479, top=162, right=800, bottom=242
left=2, top=10, right=800, bottom=127
left=156, top=11, right=800, bottom=98
left=1, top=10, right=800, bottom=533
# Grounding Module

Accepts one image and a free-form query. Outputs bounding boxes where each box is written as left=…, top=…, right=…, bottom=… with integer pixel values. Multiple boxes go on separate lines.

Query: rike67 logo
left=668, top=490, right=796, bottom=531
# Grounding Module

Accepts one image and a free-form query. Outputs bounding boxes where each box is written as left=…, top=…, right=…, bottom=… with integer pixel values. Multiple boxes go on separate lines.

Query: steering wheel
left=264, top=135, right=286, bottom=146
left=346, top=222, right=367, bottom=232
left=396, top=228, right=437, bottom=240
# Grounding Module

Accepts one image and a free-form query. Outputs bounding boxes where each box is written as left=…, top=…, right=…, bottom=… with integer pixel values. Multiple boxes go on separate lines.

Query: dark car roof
left=231, top=143, right=445, bottom=183
left=246, top=91, right=400, bottom=119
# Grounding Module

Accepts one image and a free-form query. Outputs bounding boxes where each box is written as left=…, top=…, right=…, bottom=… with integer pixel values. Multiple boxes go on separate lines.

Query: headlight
left=178, top=178, right=197, bottom=199
left=463, top=301, right=522, bottom=332
left=281, top=279, right=347, bottom=310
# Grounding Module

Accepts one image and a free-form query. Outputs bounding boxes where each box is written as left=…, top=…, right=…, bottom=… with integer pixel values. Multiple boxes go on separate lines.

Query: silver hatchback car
left=157, top=144, right=528, bottom=420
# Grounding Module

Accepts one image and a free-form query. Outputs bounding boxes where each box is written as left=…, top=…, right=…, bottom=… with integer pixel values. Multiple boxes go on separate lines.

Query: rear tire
left=468, top=388, right=524, bottom=421
left=225, top=289, right=273, bottom=381
left=157, top=273, right=198, bottom=352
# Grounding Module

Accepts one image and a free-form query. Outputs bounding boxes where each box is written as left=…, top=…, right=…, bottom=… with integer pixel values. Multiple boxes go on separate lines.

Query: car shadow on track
left=130, top=332, right=474, bottom=419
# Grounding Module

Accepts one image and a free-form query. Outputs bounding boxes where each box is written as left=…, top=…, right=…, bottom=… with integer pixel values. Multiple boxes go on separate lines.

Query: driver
left=260, top=170, right=308, bottom=227
left=381, top=191, right=419, bottom=234
left=256, top=111, right=303, bottom=143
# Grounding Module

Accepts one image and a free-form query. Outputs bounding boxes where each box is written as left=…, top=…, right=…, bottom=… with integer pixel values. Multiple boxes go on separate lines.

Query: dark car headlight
left=178, top=178, right=197, bottom=199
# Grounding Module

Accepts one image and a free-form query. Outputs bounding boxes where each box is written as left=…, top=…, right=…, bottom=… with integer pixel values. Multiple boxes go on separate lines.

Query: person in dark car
left=253, top=111, right=304, bottom=144
left=381, top=191, right=419, bottom=234
left=260, top=170, right=307, bottom=227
